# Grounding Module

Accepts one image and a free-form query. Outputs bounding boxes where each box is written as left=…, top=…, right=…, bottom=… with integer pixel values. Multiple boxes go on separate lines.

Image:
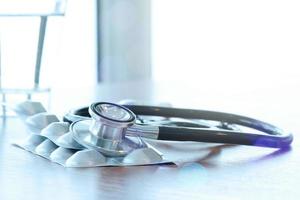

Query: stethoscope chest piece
left=71, top=102, right=147, bottom=157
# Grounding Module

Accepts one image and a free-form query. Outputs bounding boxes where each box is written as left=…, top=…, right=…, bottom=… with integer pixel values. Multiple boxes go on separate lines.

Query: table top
left=0, top=80, right=299, bottom=200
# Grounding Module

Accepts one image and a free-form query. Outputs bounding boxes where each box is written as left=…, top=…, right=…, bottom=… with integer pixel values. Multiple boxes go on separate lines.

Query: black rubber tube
left=125, top=105, right=279, bottom=135
left=158, top=126, right=293, bottom=148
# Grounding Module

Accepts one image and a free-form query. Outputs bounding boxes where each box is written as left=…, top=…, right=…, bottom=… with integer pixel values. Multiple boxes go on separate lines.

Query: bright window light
left=152, top=0, right=300, bottom=87
left=0, top=0, right=96, bottom=90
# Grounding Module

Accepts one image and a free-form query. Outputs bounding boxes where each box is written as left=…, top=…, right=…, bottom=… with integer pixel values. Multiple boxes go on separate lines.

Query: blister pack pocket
left=13, top=134, right=166, bottom=167
left=10, top=101, right=170, bottom=167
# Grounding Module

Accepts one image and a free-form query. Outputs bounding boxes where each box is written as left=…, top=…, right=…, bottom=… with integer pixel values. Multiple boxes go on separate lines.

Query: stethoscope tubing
left=125, top=105, right=293, bottom=148
left=64, top=104, right=293, bottom=149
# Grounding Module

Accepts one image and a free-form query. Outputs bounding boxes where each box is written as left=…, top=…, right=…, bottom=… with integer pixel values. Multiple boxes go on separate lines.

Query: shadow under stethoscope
left=145, top=139, right=234, bottom=166
left=146, top=139, right=292, bottom=168
left=236, top=145, right=292, bottom=165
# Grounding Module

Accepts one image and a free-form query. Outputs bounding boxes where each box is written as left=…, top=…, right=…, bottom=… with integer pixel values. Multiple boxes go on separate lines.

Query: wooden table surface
left=0, top=80, right=299, bottom=200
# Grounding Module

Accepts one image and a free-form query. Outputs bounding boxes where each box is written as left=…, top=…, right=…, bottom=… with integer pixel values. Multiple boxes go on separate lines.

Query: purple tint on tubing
left=254, top=134, right=293, bottom=148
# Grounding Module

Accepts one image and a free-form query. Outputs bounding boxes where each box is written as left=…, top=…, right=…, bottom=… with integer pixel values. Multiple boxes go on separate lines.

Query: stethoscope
left=63, top=102, right=293, bottom=157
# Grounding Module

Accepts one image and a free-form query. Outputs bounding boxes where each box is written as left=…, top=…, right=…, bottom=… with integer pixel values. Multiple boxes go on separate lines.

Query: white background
left=1, top=0, right=299, bottom=90
left=152, top=0, right=300, bottom=88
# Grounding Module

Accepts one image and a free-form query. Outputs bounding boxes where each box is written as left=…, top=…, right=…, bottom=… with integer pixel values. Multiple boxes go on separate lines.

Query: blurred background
left=0, top=0, right=299, bottom=95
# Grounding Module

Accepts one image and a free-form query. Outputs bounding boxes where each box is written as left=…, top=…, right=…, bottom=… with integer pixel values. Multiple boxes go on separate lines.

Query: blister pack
left=10, top=101, right=170, bottom=167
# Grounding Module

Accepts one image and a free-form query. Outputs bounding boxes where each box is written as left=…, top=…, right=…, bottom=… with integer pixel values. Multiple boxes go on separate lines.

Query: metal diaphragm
left=71, top=102, right=147, bottom=157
